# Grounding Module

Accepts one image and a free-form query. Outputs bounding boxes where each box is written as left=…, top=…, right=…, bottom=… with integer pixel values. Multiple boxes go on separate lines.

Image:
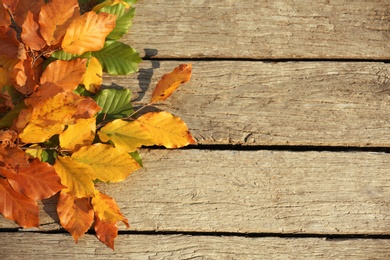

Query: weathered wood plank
left=1, top=150, right=389, bottom=235
left=128, top=0, right=390, bottom=59
left=1, top=233, right=390, bottom=259
left=105, top=61, right=390, bottom=147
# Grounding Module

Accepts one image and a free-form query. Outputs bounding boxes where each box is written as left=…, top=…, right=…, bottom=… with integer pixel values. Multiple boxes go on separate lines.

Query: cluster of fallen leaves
left=0, top=0, right=195, bottom=249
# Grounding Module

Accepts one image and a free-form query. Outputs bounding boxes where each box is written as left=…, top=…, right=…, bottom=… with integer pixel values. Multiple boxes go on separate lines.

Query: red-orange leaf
left=40, top=59, right=87, bottom=92
left=0, top=3, right=11, bottom=27
left=62, top=11, right=116, bottom=55
left=2, top=158, right=65, bottom=200
left=57, top=191, right=94, bottom=242
left=94, top=216, right=118, bottom=250
left=14, top=0, right=44, bottom=28
left=0, top=145, right=29, bottom=173
left=0, top=178, right=39, bottom=228
left=39, top=0, right=80, bottom=46
left=0, top=26, right=26, bottom=60
left=151, top=64, right=192, bottom=103
left=21, top=11, right=46, bottom=51
left=11, top=57, right=43, bottom=95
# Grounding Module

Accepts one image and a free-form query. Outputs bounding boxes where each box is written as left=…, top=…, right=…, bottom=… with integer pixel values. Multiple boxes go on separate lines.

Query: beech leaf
left=81, top=57, right=103, bottom=93
left=94, top=88, right=133, bottom=123
left=0, top=27, right=25, bottom=60
left=38, top=0, right=80, bottom=46
left=54, top=156, right=95, bottom=198
left=71, top=143, right=141, bottom=183
left=99, top=111, right=196, bottom=152
left=57, top=191, right=94, bottom=242
left=59, top=117, right=96, bottom=151
left=94, top=216, right=118, bottom=250
left=151, top=64, right=192, bottom=103
left=99, top=4, right=135, bottom=40
left=62, top=11, right=116, bottom=55
left=19, top=123, right=64, bottom=144
left=2, top=158, right=65, bottom=200
left=0, top=178, right=39, bottom=228
left=21, top=11, right=46, bottom=51
left=92, top=40, right=142, bottom=75
left=40, top=59, right=87, bottom=92
left=92, top=190, right=129, bottom=227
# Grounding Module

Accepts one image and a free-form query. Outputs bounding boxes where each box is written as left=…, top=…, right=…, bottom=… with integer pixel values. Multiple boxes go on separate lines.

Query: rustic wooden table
left=1, top=0, right=390, bottom=259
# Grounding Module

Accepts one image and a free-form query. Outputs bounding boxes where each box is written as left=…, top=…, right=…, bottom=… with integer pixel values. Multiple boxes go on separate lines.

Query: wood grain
left=1, top=233, right=390, bottom=259
left=1, top=150, right=389, bottom=235
left=104, top=60, right=390, bottom=147
left=127, top=0, right=390, bottom=59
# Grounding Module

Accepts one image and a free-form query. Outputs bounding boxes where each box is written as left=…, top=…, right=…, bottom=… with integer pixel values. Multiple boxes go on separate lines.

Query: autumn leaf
left=19, top=123, right=65, bottom=144
left=0, top=145, right=29, bottom=172
left=59, top=117, right=96, bottom=151
left=38, top=0, right=80, bottom=46
left=57, top=191, right=94, bottom=242
left=0, top=129, right=17, bottom=146
left=151, top=64, right=192, bottom=103
left=1, top=158, right=65, bottom=200
left=0, top=24, right=26, bottom=60
left=92, top=190, right=129, bottom=227
left=62, top=11, right=116, bottom=55
left=40, top=59, right=87, bottom=92
left=54, top=156, right=95, bottom=198
left=0, top=178, right=39, bottom=228
left=71, top=143, right=141, bottom=182
left=11, top=57, right=43, bottom=95
left=81, top=57, right=103, bottom=93
left=0, top=3, right=11, bottom=27
left=94, top=216, right=118, bottom=250
left=13, top=0, right=44, bottom=28
left=99, top=111, right=196, bottom=152
left=21, top=11, right=46, bottom=51
left=0, top=54, right=19, bottom=71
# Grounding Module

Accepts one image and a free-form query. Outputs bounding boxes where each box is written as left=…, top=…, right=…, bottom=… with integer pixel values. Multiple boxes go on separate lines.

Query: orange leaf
left=0, top=26, right=26, bottom=60
left=39, top=0, right=80, bottom=46
left=0, top=3, right=11, bottom=27
left=0, top=178, right=39, bottom=228
left=62, top=11, right=116, bottom=55
left=11, top=56, right=43, bottom=95
left=40, top=59, right=87, bottom=92
left=0, top=129, right=17, bottom=146
left=0, top=145, right=29, bottom=173
left=14, top=0, right=44, bottom=28
left=21, top=11, right=46, bottom=51
left=57, top=191, right=94, bottom=242
left=91, top=190, right=129, bottom=227
left=1, top=158, right=65, bottom=200
left=151, top=64, right=192, bottom=103
left=94, top=216, right=118, bottom=250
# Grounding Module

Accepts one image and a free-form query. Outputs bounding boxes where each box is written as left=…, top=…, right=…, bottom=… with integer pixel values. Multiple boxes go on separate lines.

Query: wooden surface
left=1, top=0, right=390, bottom=258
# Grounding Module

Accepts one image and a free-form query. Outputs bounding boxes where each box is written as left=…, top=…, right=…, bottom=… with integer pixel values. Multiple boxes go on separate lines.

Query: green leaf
left=0, top=101, right=26, bottom=129
left=74, top=85, right=93, bottom=97
left=51, top=49, right=81, bottom=61
left=99, top=5, right=135, bottom=40
left=92, top=41, right=142, bottom=75
left=129, top=151, right=143, bottom=167
left=94, top=88, right=134, bottom=123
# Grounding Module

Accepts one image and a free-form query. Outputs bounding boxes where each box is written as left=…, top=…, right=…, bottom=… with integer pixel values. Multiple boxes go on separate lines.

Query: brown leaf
left=94, top=216, right=118, bottom=250
left=14, top=0, right=44, bottom=28
left=151, top=64, right=192, bottom=103
left=57, top=191, right=94, bottom=242
left=0, top=145, right=29, bottom=172
left=11, top=57, right=42, bottom=95
left=1, top=158, right=65, bottom=200
left=0, top=178, right=39, bottom=228
left=21, top=11, right=46, bottom=51
left=0, top=129, right=17, bottom=146
left=40, top=59, right=87, bottom=92
left=0, top=3, right=11, bottom=27
left=0, top=26, right=26, bottom=60
left=39, top=0, right=80, bottom=46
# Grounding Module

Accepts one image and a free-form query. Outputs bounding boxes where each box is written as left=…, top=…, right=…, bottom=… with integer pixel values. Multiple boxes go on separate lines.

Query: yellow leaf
left=81, top=57, right=102, bottom=93
left=72, top=143, right=140, bottom=183
left=0, top=67, right=10, bottom=87
left=92, top=190, right=129, bottom=226
left=62, top=11, right=116, bottom=55
left=99, top=112, right=196, bottom=152
left=19, top=123, right=64, bottom=143
left=54, top=156, right=95, bottom=198
left=92, top=0, right=130, bottom=12
left=25, top=144, right=43, bottom=159
left=151, top=64, right=192, bottom=103
left=59, top=117, right=96, bottom=151
left=98, top=119, right=154, bottom=152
